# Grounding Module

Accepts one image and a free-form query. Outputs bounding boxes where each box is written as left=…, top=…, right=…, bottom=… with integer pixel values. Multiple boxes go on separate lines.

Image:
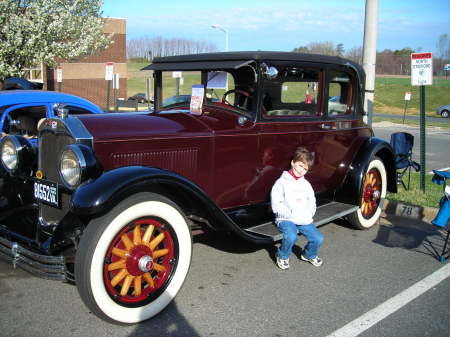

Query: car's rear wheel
left=441, top=110, right=449, bottom=118
left=347, top=157, right=387, bottom=229
left=75, top=192, right=192, bottom=324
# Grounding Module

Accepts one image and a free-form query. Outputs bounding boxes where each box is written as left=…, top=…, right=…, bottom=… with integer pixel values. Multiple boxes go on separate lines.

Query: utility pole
left=362, top=0, right=379, bottom=127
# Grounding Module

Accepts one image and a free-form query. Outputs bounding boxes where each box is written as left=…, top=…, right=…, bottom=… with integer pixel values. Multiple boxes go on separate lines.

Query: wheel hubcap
left=138, top=255, right=153, bottom=273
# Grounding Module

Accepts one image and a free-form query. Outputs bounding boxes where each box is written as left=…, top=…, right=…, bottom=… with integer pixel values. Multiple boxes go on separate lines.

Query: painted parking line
left=326, top=263, right=450, bottom=337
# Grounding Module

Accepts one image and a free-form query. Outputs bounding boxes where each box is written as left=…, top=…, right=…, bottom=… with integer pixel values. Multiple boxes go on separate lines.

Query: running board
left=244, top=201, right=359, bottom=242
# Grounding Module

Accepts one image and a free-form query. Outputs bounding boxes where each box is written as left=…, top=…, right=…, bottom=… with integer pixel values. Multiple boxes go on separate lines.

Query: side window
left=8, top=106, right=47, bottom=137
left=161, top=71, right=203, bottom=108
left=327, top=71, right=353, bottom=116
left=205, top=71, right=235, bottom=105
left=263, top=66, right=321, bottom=118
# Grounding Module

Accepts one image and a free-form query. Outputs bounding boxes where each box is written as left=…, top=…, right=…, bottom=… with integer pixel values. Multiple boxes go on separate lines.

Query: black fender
left=335, top=137, right=397, bottom=205
left=70, top=166, right=273, bottom=244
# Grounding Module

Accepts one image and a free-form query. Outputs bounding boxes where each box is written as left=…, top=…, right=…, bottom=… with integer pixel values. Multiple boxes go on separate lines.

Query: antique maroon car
left=0, top=52, right=396, bottom=324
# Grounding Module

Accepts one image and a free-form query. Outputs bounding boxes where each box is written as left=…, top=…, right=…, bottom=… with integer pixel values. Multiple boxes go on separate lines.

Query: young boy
left=270, top=147, right=324, bottom=270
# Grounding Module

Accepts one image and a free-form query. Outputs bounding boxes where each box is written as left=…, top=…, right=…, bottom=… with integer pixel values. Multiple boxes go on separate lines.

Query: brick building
left=45, top=18, right=127, bottom=109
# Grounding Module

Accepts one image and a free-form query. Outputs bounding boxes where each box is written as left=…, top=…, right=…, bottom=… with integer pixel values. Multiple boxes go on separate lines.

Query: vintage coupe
left=0, top=52, right=396, bottom=324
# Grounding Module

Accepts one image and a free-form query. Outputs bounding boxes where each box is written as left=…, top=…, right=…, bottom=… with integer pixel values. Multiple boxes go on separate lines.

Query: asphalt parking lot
left=0, top=209, right=449, bottom=337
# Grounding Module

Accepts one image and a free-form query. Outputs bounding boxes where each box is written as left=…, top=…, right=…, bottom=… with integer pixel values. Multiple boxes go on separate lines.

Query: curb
left=382, top=199, right=439, bottom=223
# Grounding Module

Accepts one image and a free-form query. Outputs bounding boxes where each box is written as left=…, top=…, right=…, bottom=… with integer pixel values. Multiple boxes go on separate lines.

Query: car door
left=257, top=61, right=367, bottom=198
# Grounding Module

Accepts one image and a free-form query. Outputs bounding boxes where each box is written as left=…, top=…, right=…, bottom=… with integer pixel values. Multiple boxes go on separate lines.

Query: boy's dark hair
left=292, top=147, right=314, bottom=166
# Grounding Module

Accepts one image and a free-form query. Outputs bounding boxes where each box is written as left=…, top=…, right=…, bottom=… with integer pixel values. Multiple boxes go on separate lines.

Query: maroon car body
left=0, top=52, right=396, bottom=324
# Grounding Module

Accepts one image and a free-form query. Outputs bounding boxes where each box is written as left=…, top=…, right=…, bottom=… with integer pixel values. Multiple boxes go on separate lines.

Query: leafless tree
left=293, top=41, right=341, bottom=56
left=345, top=46, right=363, bottom=65
left=436, top=34, right=450, bottom=75
left=127, top=36, right=218, bottom=59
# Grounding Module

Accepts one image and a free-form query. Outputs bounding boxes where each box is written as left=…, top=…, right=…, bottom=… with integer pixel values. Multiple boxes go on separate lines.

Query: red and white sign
left=411, top=53, right=432, bottom=86
left=105, top=62, right=114, bottom=81
left=56, top=66, right=62, bottom=83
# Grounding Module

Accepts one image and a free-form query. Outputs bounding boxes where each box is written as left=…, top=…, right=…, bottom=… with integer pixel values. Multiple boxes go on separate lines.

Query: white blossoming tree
left=0, top=0, right=112, bottom=80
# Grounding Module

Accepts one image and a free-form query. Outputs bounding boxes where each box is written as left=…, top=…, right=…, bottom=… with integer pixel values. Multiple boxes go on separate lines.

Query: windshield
left=159, top=65, right=257, bottom=116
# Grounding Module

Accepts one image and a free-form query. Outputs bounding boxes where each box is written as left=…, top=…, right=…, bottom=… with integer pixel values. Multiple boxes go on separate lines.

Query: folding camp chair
left=431, top=170, right=450, bottom=263
left=390, top=132, right=420, bottom=190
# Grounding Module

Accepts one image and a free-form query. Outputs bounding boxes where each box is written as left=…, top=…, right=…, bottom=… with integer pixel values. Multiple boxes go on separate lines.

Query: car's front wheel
left=441, top=110, right=449, bottom=118
left=347, top=157, right=387, bottom=229
left=75, top=192, right=192, bottom=324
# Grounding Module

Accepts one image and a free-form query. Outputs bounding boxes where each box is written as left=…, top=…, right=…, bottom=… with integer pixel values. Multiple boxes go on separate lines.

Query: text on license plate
left=34, top=181, right=59, bottom=207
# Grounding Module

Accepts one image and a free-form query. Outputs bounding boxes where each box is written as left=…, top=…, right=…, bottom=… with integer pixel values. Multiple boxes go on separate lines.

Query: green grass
left=127, top=61, right=149, bottom=73
left=374, top=77, right=450, bottom=116
left=387, top=172, right=443, bottom=208
left=127, top=77, right=149, bottom=96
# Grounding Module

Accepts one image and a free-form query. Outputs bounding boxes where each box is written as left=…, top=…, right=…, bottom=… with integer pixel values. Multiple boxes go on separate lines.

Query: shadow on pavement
left=127, top=302, right=200, bottom=337
left=374, top=213, right=447, bottom=262
left=193, top=230, right=280, bottom=266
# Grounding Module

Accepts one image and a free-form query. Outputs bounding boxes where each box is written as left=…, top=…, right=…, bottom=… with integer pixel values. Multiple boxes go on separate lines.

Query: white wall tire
left=75, top=193, right=192, bottom=324
left=347, top=158, right=387, bottom=229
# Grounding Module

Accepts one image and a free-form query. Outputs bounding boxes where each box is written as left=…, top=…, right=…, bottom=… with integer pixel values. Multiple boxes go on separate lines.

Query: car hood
left=76, top=111, right=211, bottom=140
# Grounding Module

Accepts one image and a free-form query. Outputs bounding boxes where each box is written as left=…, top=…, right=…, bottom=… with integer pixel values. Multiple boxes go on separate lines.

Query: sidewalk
left=383, top=199, right=439, bottom=223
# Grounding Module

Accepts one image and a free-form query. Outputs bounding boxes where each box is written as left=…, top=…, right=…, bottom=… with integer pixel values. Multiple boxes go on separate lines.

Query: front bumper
left=0, top=236, right=73, bottom=282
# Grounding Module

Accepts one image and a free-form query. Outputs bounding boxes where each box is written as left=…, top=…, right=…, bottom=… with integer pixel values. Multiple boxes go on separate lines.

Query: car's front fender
left=71, top=166, right=208, bottom=216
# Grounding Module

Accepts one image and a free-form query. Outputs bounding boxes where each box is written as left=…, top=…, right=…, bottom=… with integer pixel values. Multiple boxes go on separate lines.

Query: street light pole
left=211, top=24, right=228, bottom=51
left=362, top=0, right=378, bottom=127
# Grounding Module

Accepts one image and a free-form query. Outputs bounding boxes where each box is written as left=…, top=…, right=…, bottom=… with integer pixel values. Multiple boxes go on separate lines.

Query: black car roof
left=150, top=51, right=349, bottom=65
left=143, top=51, right=365, bottom=83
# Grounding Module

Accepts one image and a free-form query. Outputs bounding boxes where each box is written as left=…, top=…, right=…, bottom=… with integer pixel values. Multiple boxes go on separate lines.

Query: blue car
left=0, top=90, right=104, bottom=141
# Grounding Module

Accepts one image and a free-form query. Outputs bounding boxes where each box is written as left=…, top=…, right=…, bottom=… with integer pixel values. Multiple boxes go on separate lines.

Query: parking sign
left=411, top=53, right=432, bottom=86
left=105, top=62, right=114, bottom=81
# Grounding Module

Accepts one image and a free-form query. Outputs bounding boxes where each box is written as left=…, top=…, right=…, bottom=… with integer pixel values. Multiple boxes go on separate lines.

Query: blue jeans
left=277, top=221, right=324, bottom=260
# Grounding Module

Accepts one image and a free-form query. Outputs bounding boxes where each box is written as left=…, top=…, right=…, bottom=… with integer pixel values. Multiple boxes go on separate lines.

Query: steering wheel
left=222, top=89, right=251, bottom=108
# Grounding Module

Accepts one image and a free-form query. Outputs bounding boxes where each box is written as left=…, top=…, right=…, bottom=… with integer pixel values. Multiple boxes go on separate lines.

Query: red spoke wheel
left=103, top=218, right=175, bottom=305
left=75, top=193, right=192, bottom=324
left=347, top=157, right=387, bottom=229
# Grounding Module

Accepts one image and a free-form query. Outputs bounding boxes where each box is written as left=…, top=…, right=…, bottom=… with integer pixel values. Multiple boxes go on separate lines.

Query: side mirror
left=261, top=63, right=278, bottom=80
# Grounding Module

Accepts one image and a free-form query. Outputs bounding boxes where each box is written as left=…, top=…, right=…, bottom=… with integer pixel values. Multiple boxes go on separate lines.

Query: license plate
left=34, top=180, right=59, bottom=207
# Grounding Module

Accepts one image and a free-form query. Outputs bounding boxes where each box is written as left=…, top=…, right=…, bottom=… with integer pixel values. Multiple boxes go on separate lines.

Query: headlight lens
left=60, top=148, right=81, bottom=187
left=1, top=138, right=18, bottom=171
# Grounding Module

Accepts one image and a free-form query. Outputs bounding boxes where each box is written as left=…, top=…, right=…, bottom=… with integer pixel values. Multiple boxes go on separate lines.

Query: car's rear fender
left=335, top=137, right=397, bottom=205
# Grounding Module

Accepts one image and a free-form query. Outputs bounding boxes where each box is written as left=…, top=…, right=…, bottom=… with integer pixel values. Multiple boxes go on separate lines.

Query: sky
left=102, top=0, right=450, bottom=55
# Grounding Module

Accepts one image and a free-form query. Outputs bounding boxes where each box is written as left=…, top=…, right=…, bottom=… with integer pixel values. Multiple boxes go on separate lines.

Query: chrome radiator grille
left=39, top=131, right=75, bottom=224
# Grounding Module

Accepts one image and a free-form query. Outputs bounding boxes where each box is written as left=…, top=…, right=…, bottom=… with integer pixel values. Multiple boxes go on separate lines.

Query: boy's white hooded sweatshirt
left=271, top=171, right=316, bottom=225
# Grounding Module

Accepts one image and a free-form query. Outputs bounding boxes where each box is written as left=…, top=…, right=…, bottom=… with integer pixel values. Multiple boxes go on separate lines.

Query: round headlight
left=60, top=148, right=81, bottom=187
left=1, top=138, right=18, bottom=171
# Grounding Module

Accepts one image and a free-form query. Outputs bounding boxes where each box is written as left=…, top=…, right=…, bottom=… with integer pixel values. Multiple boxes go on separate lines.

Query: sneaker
left=276, top=256, right=290, bottom=270
left=300, top=255, right=323, bottom=267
